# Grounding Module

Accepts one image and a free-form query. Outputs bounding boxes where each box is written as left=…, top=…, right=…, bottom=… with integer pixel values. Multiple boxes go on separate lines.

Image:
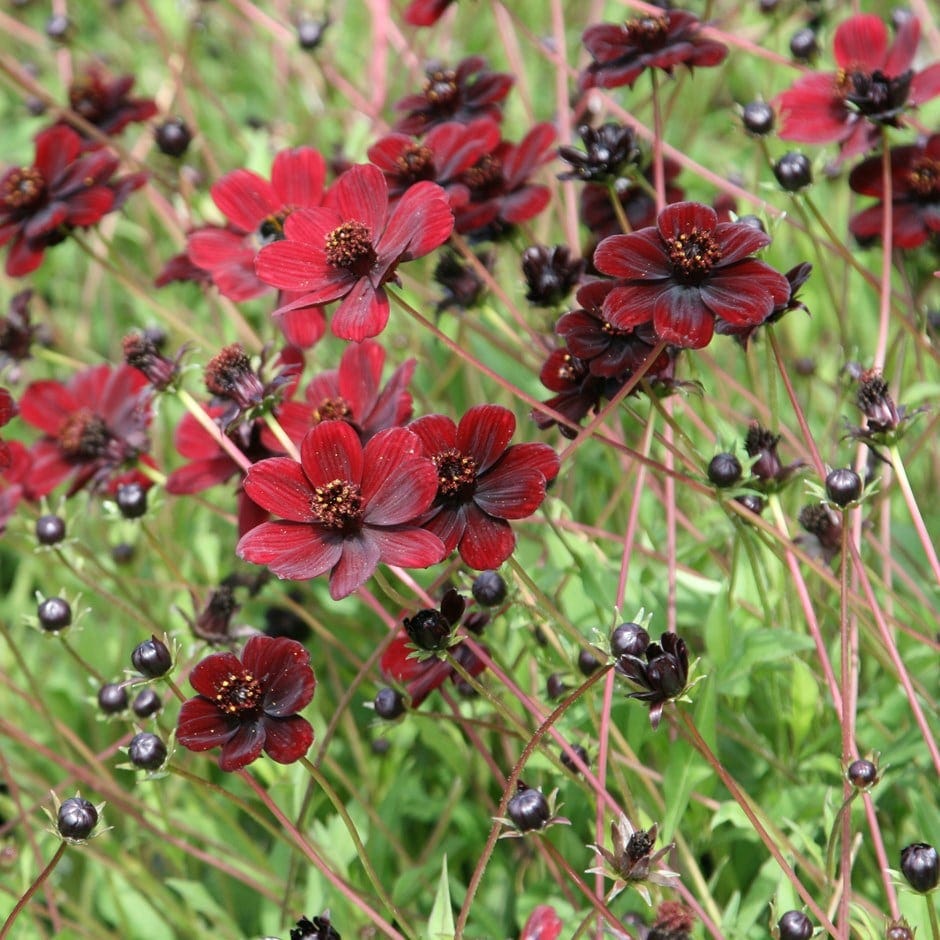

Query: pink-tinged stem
left=549, top=0, right=581, bottom=251
left=0, top=842, right=67, bottom=938
left=664, top=409, right=678, bottom=634
left=595, top=669, right=616, bottom=932
left=889, top=445, right=940, bottom=586
left=617, top=417, right=656, bottom=607
left=874, top=136, right=894, bottom=371
left=177, top=389, right=252, bottom=474
left=862, top=791, right=900, bottom=920
left=838, top=518, right=856, bottom=938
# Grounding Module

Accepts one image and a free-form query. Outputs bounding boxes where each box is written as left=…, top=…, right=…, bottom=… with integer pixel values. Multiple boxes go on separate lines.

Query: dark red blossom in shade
left=176, top=635, right=315, bottom=772
left=237, top=421, right=445, bottom=600
left=616, top=631, right=689, bottom=729
left=848, top=134, right=940, bottom=247
left=454, top=123, right=556, bottom=237
left=776, top=13, right=940, bottom=161
left=433, top=248, right=492, bottom=313
left=0, top=290, right=40, bottom=375
left=18, top=364, right=152, bottom=498
left=367, top=119, right=501, bottom=208
left=0, top=441, right=30, bottom=533
left=59, top=64, right=157, bottom=138
left=519, top=905, right=563, bottom=940
left=594, top=201, right=791, bottom=349
left=0, top=125, right=146, bottom=276
left=271, top=340, right=415, bottom=449
left=532, top=348, right=608, bottom=438
left=393, top=57, right=514, bottom=135
left=409, top=405, right=559, bottom=570
left=255, top=164, right=454, bottom=341
left=404, top=0, right=456, bottom=27
left=581, top=10, right=728, bottom=91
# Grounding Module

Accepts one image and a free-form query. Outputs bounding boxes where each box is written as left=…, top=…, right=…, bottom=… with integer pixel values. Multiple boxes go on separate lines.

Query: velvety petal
left=367, top=524, right=446, bottom=567
left=330, top=278, right=389, bottom=342
left=456, top=404, right=515, bottom=473
left=593, top=230, right=670, bottom=280
left=652, top=286, right=713, bottom=348
left=22, top=439, right=73, bottom=498
left=705, top=260, right=791, bottom=320
left=255, top=238, right=354, bottom=299
left=501, top=185, right=551, bottom=225
left=5, top=237, right=45, bottom=277
left=421, top=504, right=467, bottom=556
left=777, top=75, right=849, bottom=143
left=474, top=464, right=547, bottom=519
left=327, top=164, right=388, bottom=239
left=243, top=456, right=316, bottom=521
left=272, top=147, right=326, bottom=209
left=327, top=533, right=382, bottom=599
left=503, top=123, right=555, bottom=188
left=714, top=221, right=771, bottom=264
left=65, top=187, right=115, bottom=226
left=404, top=0, right=453, bottom=26
left=658, top=201, right=716, bottom=242
left=22, top=203, right=70, bottom=241
left=379, top=181, right=453, bottom=262
left=408, top=414, right=457, bottom=455
left=457, top=503, right=517, bottom=569
left=176, top=697, right=237, bottom=750
left=484, top=439, right=559, bottom=492
left=172, top=406, right=227, bottom=459
left=237, top=488, right=269, bottom=537
left=212, top=261, right=269, bottom=302
left=18, top=380, right=75, bottom=435
left=262, top=714, right=314, bottom=764
left=910, top=63, right=940, bottom=105
left=300, top=420, right=363, bottom=488
left=276, top=302, right=327, bottom=349
left=360, top=428, right=437, bottom=524
left=602, top=283, right=663, bottom=329
left=34, top=126, right=81, bottom=182
left=380, top=632, right=427, bottom=682
left=367, top=134, right=413, bottom=173
left=884, top=12, right=920, bottom=75
left=833, top=15, right=888, bottom=72
left=218, top=721, right=266, bottom=771
left=188, top=228, right=252, bottom=272
left=166, top=456, right=237, bottom=494
left=188, top=650, right=245, bottom=697
left=520, top=905, right=563, bottom=940
left=236, top=521, right=344, bottom=580
left=337, top=340, right=383, bottom=416
left=241, top=635, right=315, bottom=715
left=212, top=169, right=279, bottom=231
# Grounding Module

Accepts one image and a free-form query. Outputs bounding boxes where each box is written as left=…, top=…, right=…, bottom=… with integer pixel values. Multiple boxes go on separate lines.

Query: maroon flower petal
left=777, top=74, right=850, bottom=143
left=658, top=201, right=716, bottom=242
left=271, top=147, right=326, bottom=209
left=474, top=466, right=547, bottom=519
left=241, top=636, right=315, bottom=715
left=166, top=456, right=238, bottom=494
left=421, top=503, right=467, bottom=556
left=65, top=187, right=116, bottom=227
left=189, top=650, right=245, bottom=697
left=5, top=237, right=44, bottom=277
left=327, top=164, right=388, bottom=240
left=262, top=714, right=314, bottom=764
left=243, top=457, right=317, bottom=521
left=256, top=237, right=354, bottom=299
left=327, top=533, right=382, bottom=599
left=34, top=126, right=82, bottom=181
left=883, top=13, right=920, bottom=75
left=409, top=414, right=457, bottom=454
left=18, top=380, right=75, bottom=435
left=910, top=63, right=940, bottom=105
left=300, top=421, right=364, bottom=488
left=653, top=286, right=714, bottom=348
left=236, top=521, right=344, bottom=580
left=713, top=222, right=771, bottom=265
left=360, top=428, right=437, bottom=524
left=218, top=721, right=266, bottom=771
left=380, top=632, right=426, bottom=682
left=23, top=440, right=73, bottom=498
left=276, top=303, right=327, bottom=349
left=457, top=504, right=517, bottom=569
left=603, top=283, right=663, bottom=329
left=367, top=525, right=446, bottom=568
left=211, top=170, right=279, bottom=231
left=703, top=262, right=790, bottom=323
left=176, top=697, right=237, bottom=751
left=379, top=181, right=453, bottom=262
left=833, top=15, right=888, bottom=72
left=593, top=230, right=670, bottom=280
left=330, top=277, right=389, bottom=342
left=456, top=404, right=516, bottom=474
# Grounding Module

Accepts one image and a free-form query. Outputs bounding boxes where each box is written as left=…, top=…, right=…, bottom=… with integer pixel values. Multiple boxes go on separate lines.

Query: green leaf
left=427, top=855, right=455, bottom=940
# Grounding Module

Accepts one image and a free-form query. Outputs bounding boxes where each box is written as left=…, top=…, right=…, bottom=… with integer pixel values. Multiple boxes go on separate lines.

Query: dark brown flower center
left=837, top=68, right=913, bottom=122
left=69, top=76, right=107, bottom=122
left=664, top=228, right=722, bottom=284
left=908, top=156, right=940, bottom=199
left=325, top=220, right=377, bottom=276
left=424, top=69, right=458, bottom=106
left=462, top=155, right=502, bottom=195
left=311, top=479, right=364, bottom=530
left=311, top=396, right=353, bottom=424
left=396, top=145, right=435, bottom=182
left=213, top=669, right=263, bottom=717
left=623, top=15, right=669, bottom=50
left=432, top=448, right=477, bottom=502
left=626, top=829, right=654, bottom=862
left=601, top=318, right=630, bottom=336
left=59, top=407, right=111, bottom=458
left=3, top=167, right=46, bottom=210
left=205, top=344, right=265, bottom=409
left=258, top=210, right=290, bottom=244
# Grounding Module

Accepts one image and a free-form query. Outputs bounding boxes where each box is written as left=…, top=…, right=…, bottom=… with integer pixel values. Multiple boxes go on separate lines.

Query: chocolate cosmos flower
left=176, top=635, right=315, bottom=772
left=594, top=202, right=790, bottom=349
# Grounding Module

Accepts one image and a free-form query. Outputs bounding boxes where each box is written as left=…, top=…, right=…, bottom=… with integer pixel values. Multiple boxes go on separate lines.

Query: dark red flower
left=409, top=405, right=559, bottom=570
left=532, top=348, right=608, bottom=438
left=776, top=13, right=940, bottom=161
left=176, top=635, right=315, bottom=772
left=581, top=10, right=728, bottom=90
left=18, top=364, right=152, bottom=498
left=593, top=201, right=791, bottom=349
left=0, top=289, right=40, bottom=373
left=237, top=421, right=445, bottom=599
left=558, top=123, right=641, bottom=184
left=367, top=118, right=501, bottom=207
left=616, top=631, right=689, bottom=729
left=256, top=164, right=453, bottom=341
left=271, top=339, right=415, bottom=449
left=0, top=125, right=146, bottom=276
left=454, top=123, right=556, bottom=237
left=0, top=440, right=30, bottom=533
left=393, top=56, right=514, bottom=135
left=404, top=0, right=456, bottom=27
left=849, top=133, right=940, bottom=247
left=0, top=387, right=14, bottom=428
left=60, top=63, right=157, bottom=138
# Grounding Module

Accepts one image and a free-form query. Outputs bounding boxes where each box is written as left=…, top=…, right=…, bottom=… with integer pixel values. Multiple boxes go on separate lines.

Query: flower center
left=58, top=407, right=112, bottom=458
left=3, top=167, right=46, bottom=211
left=626, top=829, right=654, bottom=862
left=69, top=76, right=107, bottom=122
left=462, top=155, right=502, bottom=195
left=311, top=396, right=353, bottom=424
left=623, top=14, right=669, bottom=49
left=325, top=221, right=377, bottom=276
left=213, top=669, right=263, bottom=717
left=837, top=68, right=913, bottom=122
left=423, top=68, right=458, bottom=106
left=432, top=448, right=477, bottom=502
left=311, top=479, right=364, bottom=531
left=395, top=145, right=435, bottom=182
left=908, top=156, right=940, bottom=199
left=664, top=228, right=722, bottom=284
left=204, top=344, right=265, bottom=410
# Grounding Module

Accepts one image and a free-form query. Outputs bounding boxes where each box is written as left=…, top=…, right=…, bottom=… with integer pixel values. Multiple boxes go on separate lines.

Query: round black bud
left=546, top=672, right=568, bottom=700
left=825, top=468, right=862, bottom=507
left=886, top=921, right=914, bottom=940
left=900, top=843, right=939, bottom=893
left=116, top=482, right=148, bottom=519
left=36, top=514, right=66, bottom=546
left=610, top=622, right=650, bottom=658
left=291, top=912, right=342, bottom=940
left=560, top=744, right=589, bottom=773
left=777, top=910, right=813, bottom=940
left=97, top=683, right=128, bottom=715
left=506, top=783, right=551, bottom=832
left=708, top=453, right=743, bottom=487
left=131, top=688, right=162, bottom=718
left=846, top=759, right=878, bottom=789
left=472, top=570, right=507, bottom=607
left=374, top=687, right=406, bottom=720
left=57, top=796, right=97, bottom=840
left=371, top=737, right=390, bottom=756
left=403, top=608, right=452, bottom=651
left=297, top=16, right=329, bottom=50
left=45, top=14, right=73, bottom=42
left=38, top=597, right=71, bottom=632
left=131, top=636, right=172, bottom=678
left=128, top=732, right=167, bottom=771
left=742, top=100, right=775, bottom=135
left=154, top=118, right=192, bottom=157
left=789, top=27, right=818, bottom=62
left=111, top=542, right=135, bottom=565
left=735, top=493, right=765, bottom=516
left=774, top=152, right=813, bottom=192
left=577, top=648, right=601, bottom=676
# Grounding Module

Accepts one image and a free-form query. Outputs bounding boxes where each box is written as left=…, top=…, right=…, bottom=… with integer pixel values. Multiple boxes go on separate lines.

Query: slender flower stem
left=0, top=842, right=67, bottom=938
left=838, top=507, right=856, bottom=937
left=59, top=636, right=104, bottom=683
left=873, top=133, right=894, bottom=371
left=888, top=444, right=940, bottom=585
left=926, top=892, right=940, bottom=940
left=650, top=70, right=666, bottom=212
left=176, top=388, right=252, bottom=474
left=262, top=411, right=301, bottom=462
